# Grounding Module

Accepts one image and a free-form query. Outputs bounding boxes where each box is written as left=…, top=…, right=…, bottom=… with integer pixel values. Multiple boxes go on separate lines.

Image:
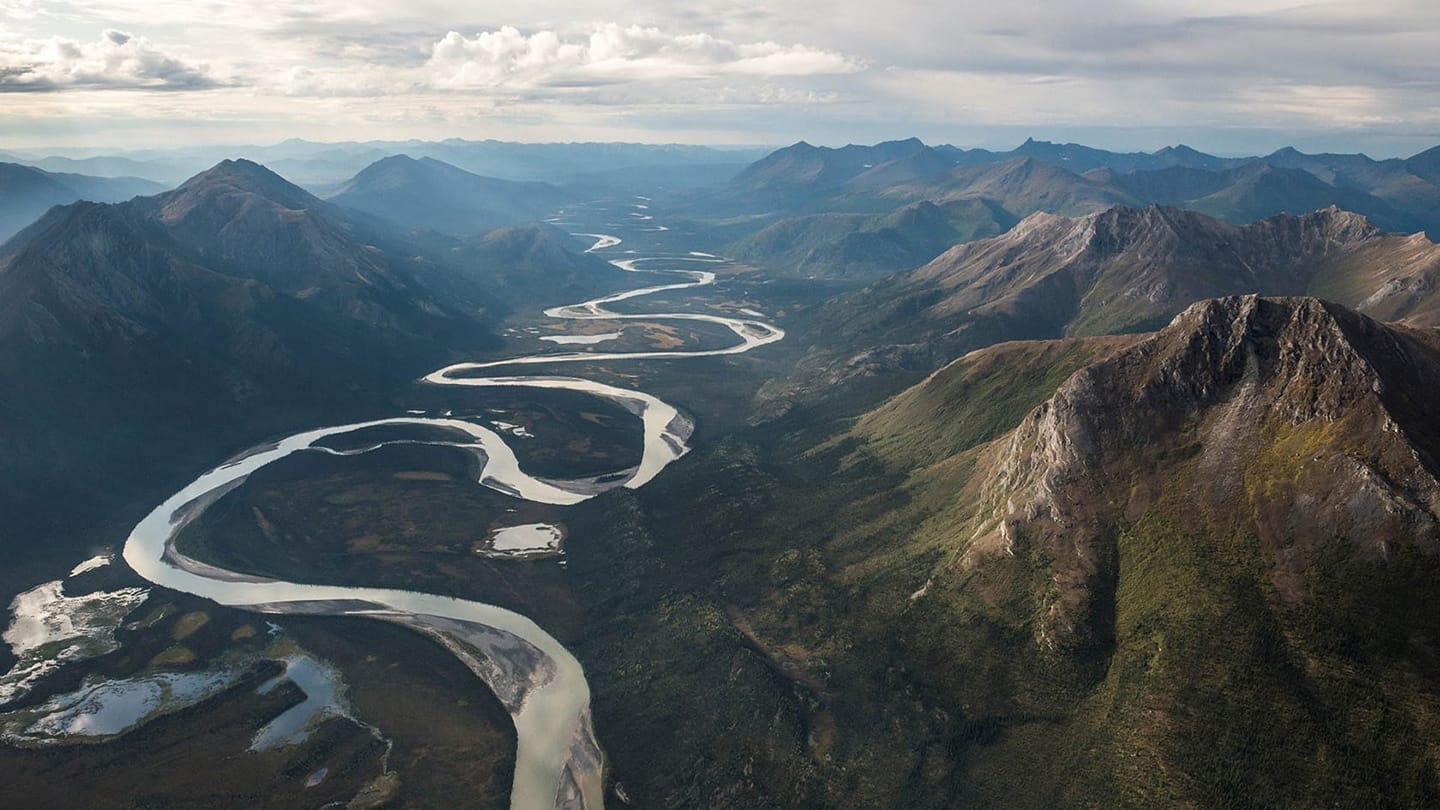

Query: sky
left=0, top=0, right=1438, bottom=156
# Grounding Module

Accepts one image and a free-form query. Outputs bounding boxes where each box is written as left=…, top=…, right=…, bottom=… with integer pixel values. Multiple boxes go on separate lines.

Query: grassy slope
left=666, top=314, right=1440, bottom=807
left=812, top=320, right=1440, bottom=806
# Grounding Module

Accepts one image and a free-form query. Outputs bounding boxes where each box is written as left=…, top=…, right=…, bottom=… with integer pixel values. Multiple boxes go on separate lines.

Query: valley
left=10, top=0, right=1440, bottom=805
left=105, top=198, right=786, bottom=810
left=3, top=135, right=1440, bottom=810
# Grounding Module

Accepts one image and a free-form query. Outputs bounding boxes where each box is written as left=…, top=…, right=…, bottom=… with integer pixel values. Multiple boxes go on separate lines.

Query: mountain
left=1009, top=138, right=1162, bottom=174
left=0, top=159, right=509, bottom=547
left=442, top=223, right=642, bottom=308
left=1009, top=138, right=1255, bottom=174
left=761, top=205, right=1440, bottom=413
left=728, top=198, right=1017, bottom=280
left=1409, top=145, right=1440, bottom=185
left=1149, top=143, right=1249, bottom=172
left=633, top=295, right=1440, bottom=806
left=729, top=138, right=944, bottom=200
left=879, top=156, right=1137, bottom=215
left=9, top=140, right=771, bottom=189
left=15, top=154, right=177, bottom=183
left=812, top=296, right=1440, bottom=806
left=0, top=161, right=166, bottom=242
left=1181, top=162, right=1420, bottom=231
left=326, top=155, right=570, bottom=236
left=723, top=139, right=1440, bottom=240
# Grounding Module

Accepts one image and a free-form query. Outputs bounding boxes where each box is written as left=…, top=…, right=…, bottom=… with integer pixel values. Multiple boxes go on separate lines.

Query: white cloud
left=0, top=3, right=1437, bottom=153
left=0, top=29, right=218, bottom=92
left=424, top=24, right=862, bottom=90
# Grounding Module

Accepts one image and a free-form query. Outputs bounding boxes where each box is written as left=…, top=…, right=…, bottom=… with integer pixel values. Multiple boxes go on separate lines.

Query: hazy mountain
left=9, top=139, right=771, bottom=188
left=442, top=223, right=644, bottom=308
left=726, top=139, right=1440, bottom=239
left=0, top=161, right=166, bottom=242
left=1185, top=162, right=1420, bottom=230
left=1408, top=145, right=1440, bottom=185
left=1010, top=137, right=1173, bottom=173
left=728, top=198, right=1017, bottom=279
left=1148, top=142, right=1250, bottom=171
left=1008, top=137, right=1256, bottom=173
left=729, top=137, right=944, bottom=200
left=11, top=154, right=177, bottom=183
left=327, top=155, right=570, bottom=236
left=0, top=158, right=509, bottom=540
left=879, top=155, right=1137, bottom=215
left=825, top=295, right=1440, bottom=805
left=726, top=138, right=1247, bottom=206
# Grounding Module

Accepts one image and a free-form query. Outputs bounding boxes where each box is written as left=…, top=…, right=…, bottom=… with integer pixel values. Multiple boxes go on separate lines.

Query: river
left=122, top=200, right=783, bottom=810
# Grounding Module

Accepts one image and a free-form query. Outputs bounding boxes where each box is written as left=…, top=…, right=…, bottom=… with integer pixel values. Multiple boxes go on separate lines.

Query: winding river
left=122, top=201, right=783, bottom=810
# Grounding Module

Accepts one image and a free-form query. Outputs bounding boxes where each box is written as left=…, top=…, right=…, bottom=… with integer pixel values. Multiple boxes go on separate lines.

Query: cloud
left=424, top=24, right=862, bottom=90
left=0, top=3, right=1436, bottom=154
left=0, top=29, right=219, bottom=92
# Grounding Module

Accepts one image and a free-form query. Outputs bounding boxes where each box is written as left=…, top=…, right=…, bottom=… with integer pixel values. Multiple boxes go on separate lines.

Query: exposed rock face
left=963, top=296, right=1440, bottom=650
left=784, top=205, right=1440, bottom=411
left=907, top=205, right=1430, bottom=333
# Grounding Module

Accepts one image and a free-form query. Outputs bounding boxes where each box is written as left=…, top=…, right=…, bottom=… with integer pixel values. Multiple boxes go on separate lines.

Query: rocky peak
left=963, top=296, right=1440, bottom=649
left=1082, top=205, right=1212, bottom=252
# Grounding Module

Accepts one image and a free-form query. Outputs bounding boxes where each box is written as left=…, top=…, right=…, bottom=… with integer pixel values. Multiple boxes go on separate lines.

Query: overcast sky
left=1, top=0, right=1437, bottom=156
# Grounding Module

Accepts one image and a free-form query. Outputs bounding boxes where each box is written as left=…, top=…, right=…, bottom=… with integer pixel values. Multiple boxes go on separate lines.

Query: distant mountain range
left=725, top=138, right=1440, bottom=245
left=0, top=139, right=770, bottom=188
left=0, top=162, right=165, bottom=242
left=0, top=152, right=590, bottom=251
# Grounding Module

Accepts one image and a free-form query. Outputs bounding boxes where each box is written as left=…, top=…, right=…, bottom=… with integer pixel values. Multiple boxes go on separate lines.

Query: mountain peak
left=966, top=294, right=1439, bottom=648
left=163, top=158, right=317, bottom=218
left=372, top=153, right=419, bottom=166
left=1157, top=144, right=1201, bottom=156
left=197, top=157, right=288, bottom=183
